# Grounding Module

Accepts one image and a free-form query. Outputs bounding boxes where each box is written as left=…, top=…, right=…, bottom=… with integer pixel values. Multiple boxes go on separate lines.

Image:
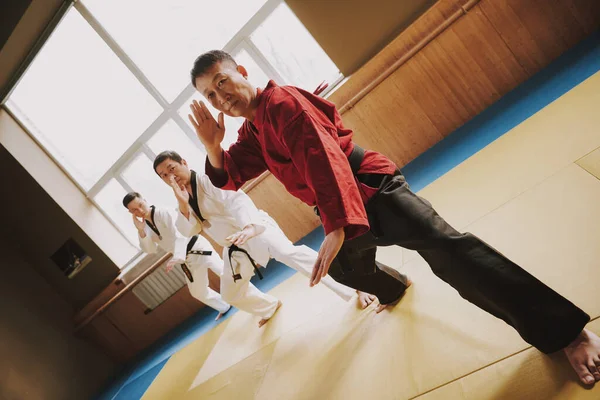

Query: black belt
left=314, top=144, right=389, bottom=217
left=314, top=144, right=399, bottom=241
left=186, top=235, right=199, bottom=253
left=186, top=235, right=213, bottom=256
left=180, top=235, right=214, bottom=283
left=350, top=144, right=396, bottom=188
left=348, top=143, right=365, bottom=174
left=188, top=250, right=212, bottom=256
left=228, top=244, right=263, bottom=282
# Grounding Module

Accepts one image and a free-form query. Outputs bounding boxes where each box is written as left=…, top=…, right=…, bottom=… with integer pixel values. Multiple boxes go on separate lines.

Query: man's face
left=127, top=197, right=149, bottom=219
left=155, top=157, right=191, bottom=187
left=194, top=61, right=256, bottom=119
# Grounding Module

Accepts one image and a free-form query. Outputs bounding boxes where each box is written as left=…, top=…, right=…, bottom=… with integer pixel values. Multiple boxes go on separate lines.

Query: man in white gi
left=153, top=150, right=377, bottom=328
left=123, top=191, right=231, bottom=320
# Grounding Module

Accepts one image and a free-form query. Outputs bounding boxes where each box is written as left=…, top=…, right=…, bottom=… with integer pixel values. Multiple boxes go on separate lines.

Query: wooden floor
left=140, top=72, right=600, bottom=400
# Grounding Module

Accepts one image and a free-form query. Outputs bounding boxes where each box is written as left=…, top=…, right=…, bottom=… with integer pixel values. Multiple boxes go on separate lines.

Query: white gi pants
left=220, top=217, right=356, bottom=318
left=185, top=237, right=231, bottom=314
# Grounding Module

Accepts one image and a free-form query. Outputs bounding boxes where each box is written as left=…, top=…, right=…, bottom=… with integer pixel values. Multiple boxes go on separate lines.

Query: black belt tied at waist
left=314, top=143, right=392, bottom=218
left=348, top=144, right=398, bottom=189
left=228, top=244, right=263, bottom=282
left=314, top=144, right=397, bottom=238
left=179, top=235, right=213, bottom=283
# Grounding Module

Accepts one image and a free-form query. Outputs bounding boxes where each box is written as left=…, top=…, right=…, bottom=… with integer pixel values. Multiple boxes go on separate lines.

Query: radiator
left=133, top=262, right=188, bottom=311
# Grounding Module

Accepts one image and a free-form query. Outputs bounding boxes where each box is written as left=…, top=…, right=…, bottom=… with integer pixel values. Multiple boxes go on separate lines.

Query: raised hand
left=132, top=214, right=146, bottom=232
left=226, top=224, right=265, bottom=246
left=188, top=100, right=225, bottom=150
left=169, top=175, right=189, bottom=204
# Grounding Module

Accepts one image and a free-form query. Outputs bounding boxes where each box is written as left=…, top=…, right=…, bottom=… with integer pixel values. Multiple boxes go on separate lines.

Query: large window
left=5, top=0, right=342, bottom=268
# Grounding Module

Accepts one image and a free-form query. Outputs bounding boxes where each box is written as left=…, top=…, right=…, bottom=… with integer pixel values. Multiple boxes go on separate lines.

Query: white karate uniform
left=139, top=206, right=230, bottom=314
left=175, top=172, right=356, bottom=318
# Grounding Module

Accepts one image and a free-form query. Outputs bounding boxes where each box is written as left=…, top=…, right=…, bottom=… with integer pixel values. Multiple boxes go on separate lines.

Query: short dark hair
left=123, top=192, right=142, bottom=208
left=190, top=50, right=237, bottom=87
left=153, top=150, right=183, bottom=173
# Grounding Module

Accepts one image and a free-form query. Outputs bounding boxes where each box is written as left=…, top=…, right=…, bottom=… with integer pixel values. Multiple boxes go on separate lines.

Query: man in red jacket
left=187, top=50, right=600, bottom=386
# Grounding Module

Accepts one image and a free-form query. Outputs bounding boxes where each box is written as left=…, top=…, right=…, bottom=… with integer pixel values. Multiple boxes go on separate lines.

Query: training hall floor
left=97, top=32, right=600, bottom=400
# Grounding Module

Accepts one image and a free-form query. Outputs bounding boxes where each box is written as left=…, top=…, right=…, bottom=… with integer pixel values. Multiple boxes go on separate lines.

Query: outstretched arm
left=266, top=93, right=369, bottom=285
left=188, top=100, right=267, bottom=190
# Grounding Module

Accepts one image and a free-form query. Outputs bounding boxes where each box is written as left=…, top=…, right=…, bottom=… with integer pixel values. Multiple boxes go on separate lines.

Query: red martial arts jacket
left=206, top=81, right=397, bottom=240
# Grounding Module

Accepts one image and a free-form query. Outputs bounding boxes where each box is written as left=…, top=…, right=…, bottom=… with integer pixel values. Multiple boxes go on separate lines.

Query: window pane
left=147, top=119, right=207, bottom=174
left=233, top=48, right=271, bottom=90
left=177, top=95, right=244, bottom=152
left=7, top=10, right=162, bottom=190
left=250, top=3, right=341, bottom=91
left=83, top=0, right=269, bottom=101
left=94, top=179, right=139, bottom=246
left=122, top=153, right=175, bottom=210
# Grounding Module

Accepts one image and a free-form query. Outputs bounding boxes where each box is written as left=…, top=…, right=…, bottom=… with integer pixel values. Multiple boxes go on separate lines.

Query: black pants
left=327, top=172, right=590, bottom=354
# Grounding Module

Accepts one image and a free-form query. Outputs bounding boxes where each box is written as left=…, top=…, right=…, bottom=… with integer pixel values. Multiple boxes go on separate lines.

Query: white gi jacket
left=139, top=206, right=189, bottom=261
left=175, top=171, right=272, bottom=265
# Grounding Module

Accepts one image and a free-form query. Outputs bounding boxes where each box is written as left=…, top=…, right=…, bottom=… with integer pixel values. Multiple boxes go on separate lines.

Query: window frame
left=3, top=0, right=344, bottom=272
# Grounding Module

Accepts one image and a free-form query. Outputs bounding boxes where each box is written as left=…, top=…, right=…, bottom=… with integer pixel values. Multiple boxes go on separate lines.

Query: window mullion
left=115, top=175, right=134, bottom=194
left=87, top=110, right=170, bottom=198
left=320, top=73, right=346, bottom=98
left=74, top=2, right=170, bottom=110
left=87, top=195, right=140, bottom=249
left=222, top=0, right=283, bottom=53
left=239, top=38, right=287, bottom=84
left=169, top=109, right=205, bottom=153
left=141, top=143, right=157, bottom=161
left=170, top=84, right=197, bottom=113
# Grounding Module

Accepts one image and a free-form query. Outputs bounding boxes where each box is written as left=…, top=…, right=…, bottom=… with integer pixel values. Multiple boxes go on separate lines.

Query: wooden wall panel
left=247, top=173, right=320, bottom=243
left=479, top=0, right=598, bottom=74
left=398, top=51, right=472, bottom=136
left=566, top=0, right=600, bottom=35
left=328, top=0, right=467, bottom=109
left=246, top=0, right=600, bottom=235
left=437, top=6, right=529, bottom=111
left=78, top=314, right=137, bottom=363
left=103, top=291, right=157, bottom=351
left=74, top=279, right=125, bottom=326
left=206, top=268, right=221, bottom=292
left=85, top=286, right=209, bottom=362
left=143, top=287, right=206, bottom=329
left=333, top=4, right=531, bottom=167
left=344, top=85, right=443, bottom=167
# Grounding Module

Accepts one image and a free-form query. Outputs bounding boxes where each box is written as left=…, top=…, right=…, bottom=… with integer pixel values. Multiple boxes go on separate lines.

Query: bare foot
left=258, top=300, right=283, bottom=328
left=563, top=328, right=600, bottom=385
left=375, top=278, right=412, bottom=314
left=357, top=291, right=376, bottom=309
left=215, top=305, right=232, bottom=321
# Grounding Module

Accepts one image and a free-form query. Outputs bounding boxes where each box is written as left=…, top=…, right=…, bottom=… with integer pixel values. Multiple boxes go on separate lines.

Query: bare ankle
left=565, top=329, right=590, bottom=350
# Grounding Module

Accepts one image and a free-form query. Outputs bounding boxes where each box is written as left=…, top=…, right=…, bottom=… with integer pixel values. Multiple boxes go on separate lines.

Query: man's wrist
left=206, top=143, right=222, bottom=153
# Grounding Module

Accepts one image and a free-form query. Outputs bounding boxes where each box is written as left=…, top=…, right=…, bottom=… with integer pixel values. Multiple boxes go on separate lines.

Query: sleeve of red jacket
left=205, top=130, right=268, bottom=191
left=265, top=91, right=369, bottom=240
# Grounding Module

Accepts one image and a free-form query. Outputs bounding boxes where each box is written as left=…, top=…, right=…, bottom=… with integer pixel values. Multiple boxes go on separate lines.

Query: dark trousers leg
left=328, top=245, right=411, bottom=305
left=330, top=173, right=589, bottom=354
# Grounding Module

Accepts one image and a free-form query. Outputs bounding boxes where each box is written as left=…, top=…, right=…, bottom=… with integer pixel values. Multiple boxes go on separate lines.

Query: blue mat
left=111, top=359, right=169, bottom=400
